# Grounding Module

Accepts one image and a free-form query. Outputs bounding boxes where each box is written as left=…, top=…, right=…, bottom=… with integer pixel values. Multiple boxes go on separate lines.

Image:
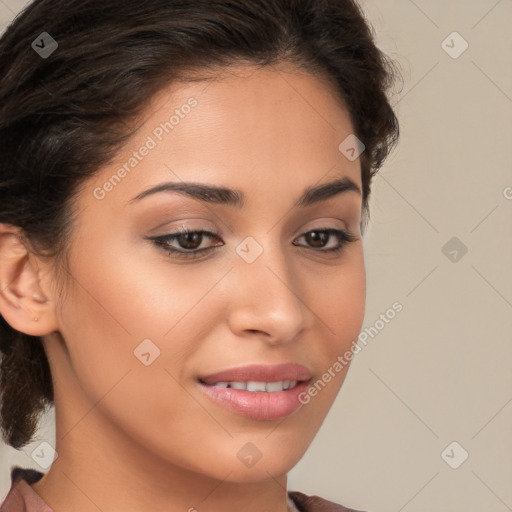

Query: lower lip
left=198, top=380, right=310, bottom=420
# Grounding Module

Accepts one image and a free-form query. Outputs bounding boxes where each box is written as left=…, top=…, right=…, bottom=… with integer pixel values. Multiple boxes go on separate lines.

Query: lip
left=198, top=363, right=312, bottom=385
left=197, top=363, right=312, bottom=421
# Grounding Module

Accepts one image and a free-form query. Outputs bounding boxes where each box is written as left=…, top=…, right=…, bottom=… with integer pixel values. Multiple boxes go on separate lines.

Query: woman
left=0, top=0, right=399, bottom=511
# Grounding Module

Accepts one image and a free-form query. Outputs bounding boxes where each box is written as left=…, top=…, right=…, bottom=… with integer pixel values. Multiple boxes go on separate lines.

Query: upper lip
left=198, top=363, right=312, bottom=385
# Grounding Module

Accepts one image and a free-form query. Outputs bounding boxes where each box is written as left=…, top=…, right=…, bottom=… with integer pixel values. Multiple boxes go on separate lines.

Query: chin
left=186, top=436, right=309, bottom=484
left=226, top=436, right=310, bottom=483
left=220, top=457, right=299, bottom=484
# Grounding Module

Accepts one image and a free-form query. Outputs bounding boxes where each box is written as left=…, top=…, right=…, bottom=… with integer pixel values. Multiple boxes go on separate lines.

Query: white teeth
left=211, top=380, right=299, bottom=392
left=246, top=381, right=267, bottom=392
left=266, top=381, right=284, bottom=392
left=230, top=381, right=247, bottom=390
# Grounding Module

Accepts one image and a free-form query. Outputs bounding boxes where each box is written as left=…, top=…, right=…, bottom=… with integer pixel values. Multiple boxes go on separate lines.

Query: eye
left=147, top=226, right=358, bottom=260
left=148, top=227, right=223, bottom=260
left=293, top=227, right=358, bottom=254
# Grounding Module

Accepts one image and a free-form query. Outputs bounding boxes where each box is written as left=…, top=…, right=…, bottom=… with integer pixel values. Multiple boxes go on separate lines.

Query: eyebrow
left=127, top=176, right=361, bottom=208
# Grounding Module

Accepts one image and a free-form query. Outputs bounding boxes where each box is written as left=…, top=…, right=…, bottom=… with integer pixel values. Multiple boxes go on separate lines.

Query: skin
left=0, top=62, right=366, bottom=512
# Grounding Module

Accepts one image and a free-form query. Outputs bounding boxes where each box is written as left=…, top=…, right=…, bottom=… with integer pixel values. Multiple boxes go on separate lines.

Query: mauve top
left=0, top=467, right=366, bottom=512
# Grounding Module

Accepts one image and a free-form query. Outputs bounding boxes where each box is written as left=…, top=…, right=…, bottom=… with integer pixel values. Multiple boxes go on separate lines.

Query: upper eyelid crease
left=150, top=227, right=357, bottom=260
left=127, top=176, right=361, bottom=208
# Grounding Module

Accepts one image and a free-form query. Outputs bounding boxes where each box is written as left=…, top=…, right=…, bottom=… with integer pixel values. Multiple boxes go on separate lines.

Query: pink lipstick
left=197, top=363, right=312, bottom=420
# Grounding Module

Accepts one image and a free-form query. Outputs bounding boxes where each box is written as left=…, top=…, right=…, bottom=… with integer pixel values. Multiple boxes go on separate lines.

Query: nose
left=225, top=243, right=314, bottom=345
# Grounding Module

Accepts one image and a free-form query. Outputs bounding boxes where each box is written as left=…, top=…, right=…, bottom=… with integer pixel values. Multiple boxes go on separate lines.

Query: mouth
left=200, top=379, right=302, bottom=392
left=197, top=363, right=312, bottom=421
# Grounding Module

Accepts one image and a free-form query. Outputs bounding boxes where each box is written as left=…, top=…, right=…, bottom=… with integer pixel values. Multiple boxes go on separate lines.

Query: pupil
left=306, top=231, right=327, bottom=248
left=180, top=232, right=201, bottom=249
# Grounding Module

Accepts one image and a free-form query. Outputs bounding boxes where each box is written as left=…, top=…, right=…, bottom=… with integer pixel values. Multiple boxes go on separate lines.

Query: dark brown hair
left=0, top=0, right=400, bottom=449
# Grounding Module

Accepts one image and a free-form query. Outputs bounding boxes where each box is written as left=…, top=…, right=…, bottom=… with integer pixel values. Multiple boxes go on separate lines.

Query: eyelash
left=148, top=226, right=358, bottom=260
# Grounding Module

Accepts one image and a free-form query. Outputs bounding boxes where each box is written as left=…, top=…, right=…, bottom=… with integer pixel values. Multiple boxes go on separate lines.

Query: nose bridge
left=227, top=233, right=310, bottom=341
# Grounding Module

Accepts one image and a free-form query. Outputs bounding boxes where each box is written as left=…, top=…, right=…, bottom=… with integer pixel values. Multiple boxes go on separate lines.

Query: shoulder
left=288, top=490, right=368, bottom=512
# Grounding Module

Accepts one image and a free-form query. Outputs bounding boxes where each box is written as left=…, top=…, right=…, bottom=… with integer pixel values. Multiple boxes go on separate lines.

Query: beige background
left=1, top=1, right=511, bottom=511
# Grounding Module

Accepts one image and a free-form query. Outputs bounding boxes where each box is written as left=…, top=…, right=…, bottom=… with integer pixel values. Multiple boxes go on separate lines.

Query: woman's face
left=43, top=62, right=366, bottom=483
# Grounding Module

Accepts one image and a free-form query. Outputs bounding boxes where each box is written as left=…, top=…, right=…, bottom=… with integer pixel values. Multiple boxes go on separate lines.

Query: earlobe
left=0, top=223, right=59, bottom=336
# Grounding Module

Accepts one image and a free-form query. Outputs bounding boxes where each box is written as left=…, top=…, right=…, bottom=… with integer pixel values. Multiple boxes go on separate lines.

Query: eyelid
left=147, top=223, right=358, bottom=261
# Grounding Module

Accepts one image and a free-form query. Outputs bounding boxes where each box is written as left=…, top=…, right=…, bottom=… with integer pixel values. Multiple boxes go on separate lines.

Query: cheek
left=56, top=237, right=232, bottom=393
left=292, top=256, right=365, bottom=435
left=54, top=250, right=232, bottom=469
left=308, top=244, right=366, bottom=353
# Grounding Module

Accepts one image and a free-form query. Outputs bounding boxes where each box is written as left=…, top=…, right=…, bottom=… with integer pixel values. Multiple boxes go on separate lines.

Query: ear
left=0, top=223, right=59, bottom=337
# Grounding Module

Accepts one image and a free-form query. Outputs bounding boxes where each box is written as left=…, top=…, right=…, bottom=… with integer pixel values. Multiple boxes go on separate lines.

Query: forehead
left=84, top=62, right=361, bottom=212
